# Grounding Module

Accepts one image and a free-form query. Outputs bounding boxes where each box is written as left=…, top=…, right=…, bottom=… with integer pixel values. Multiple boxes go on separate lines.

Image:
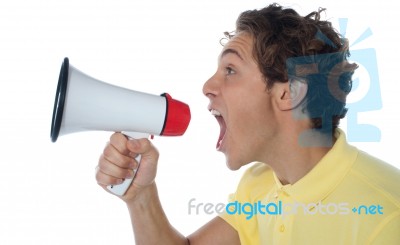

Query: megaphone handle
left=106, top=131, right=150, bottom=196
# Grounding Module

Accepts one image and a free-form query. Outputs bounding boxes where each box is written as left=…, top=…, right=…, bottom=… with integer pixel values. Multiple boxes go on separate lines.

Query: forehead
left=219, top=33, right=254, bottom=61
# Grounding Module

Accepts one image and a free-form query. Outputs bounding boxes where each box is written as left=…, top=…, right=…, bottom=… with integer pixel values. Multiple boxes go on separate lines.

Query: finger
left=95, top=166, right=124, bottom=187
left=103, top=142, right=138, bottom=169
left=109, top=132, right=131, bottom=156
left=98, top=154, right=136, bottom=180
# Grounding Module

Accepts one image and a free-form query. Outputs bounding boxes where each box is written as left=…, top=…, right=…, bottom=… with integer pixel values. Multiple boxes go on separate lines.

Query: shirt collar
left=272, top=129, right=358, bottom=204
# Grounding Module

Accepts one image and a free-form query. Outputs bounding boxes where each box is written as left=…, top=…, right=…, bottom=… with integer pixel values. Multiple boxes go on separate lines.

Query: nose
left=202, top=72, right=219, bottom=98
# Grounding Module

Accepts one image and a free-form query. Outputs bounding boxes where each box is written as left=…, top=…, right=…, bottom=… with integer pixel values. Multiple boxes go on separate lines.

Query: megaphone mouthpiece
left=161, top=93, right=191, bottom=136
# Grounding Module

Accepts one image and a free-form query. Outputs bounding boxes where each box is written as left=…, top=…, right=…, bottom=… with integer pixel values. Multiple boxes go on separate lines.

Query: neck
left=269, top=130, right=335, bottom=185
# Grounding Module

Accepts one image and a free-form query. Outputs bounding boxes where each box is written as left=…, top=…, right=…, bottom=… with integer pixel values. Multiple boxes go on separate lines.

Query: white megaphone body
left=51, top=57, right=191, bottom=196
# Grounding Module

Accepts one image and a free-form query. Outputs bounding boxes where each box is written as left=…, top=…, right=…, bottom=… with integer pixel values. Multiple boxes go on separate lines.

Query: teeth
left=211, top=109, right=221, bottom=116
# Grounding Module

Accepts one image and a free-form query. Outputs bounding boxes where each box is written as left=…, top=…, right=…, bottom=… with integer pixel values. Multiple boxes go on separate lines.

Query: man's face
left=203, top=32, right=280, bottom=170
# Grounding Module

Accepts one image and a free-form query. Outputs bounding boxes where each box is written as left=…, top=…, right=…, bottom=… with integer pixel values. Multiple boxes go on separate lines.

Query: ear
left=278, top=78, right=308, bottom=111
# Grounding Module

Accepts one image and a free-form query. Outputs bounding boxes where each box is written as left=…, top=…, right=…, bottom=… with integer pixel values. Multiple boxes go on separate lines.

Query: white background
left=0, top=0, right=399, bottom=244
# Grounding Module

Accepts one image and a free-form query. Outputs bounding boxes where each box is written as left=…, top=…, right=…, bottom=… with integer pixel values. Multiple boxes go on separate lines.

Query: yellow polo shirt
left=220, top=130, right=400, bottom=244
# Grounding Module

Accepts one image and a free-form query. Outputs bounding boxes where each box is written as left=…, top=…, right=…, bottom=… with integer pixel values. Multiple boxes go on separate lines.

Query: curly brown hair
left=225, top=3, right=359, bottom=134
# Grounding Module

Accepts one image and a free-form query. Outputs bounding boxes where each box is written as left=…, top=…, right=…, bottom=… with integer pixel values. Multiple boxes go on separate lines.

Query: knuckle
left=98, top=157, right=130, bottom=179
left=95, top=169, right=108, bottom=184
left=142, top=138, right=152, bottom=148
left=102, top=145, right=131, bottom=168
left=110, top=133, right=128, bottom=150
left=102, top=145, right=114, bottom=159
left=98, top=156, right=109, bottom=170
left=104, top=175, right=122, bottom=185
left=96, top=173, right=122, bottom=186
left=110, top=132, right=124, bottom=141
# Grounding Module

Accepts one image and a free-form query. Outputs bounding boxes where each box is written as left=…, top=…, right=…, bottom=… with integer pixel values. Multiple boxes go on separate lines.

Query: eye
left=225, top=66, right=235, bottom=75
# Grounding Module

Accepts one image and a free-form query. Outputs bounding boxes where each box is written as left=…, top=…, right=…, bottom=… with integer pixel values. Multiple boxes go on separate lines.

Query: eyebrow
left=220, top=48, right=244, bottom=60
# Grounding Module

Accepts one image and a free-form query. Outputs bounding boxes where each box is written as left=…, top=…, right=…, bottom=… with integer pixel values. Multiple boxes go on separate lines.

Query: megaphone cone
left=51, top=57, right=190, bottom=142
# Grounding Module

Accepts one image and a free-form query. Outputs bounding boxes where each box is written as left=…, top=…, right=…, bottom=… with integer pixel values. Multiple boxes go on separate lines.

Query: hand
left=95, top=132, right=159, bottom=202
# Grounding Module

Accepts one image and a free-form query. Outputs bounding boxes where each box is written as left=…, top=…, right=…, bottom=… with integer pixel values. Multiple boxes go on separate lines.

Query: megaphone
left=51, top=57, right=191, bottom=196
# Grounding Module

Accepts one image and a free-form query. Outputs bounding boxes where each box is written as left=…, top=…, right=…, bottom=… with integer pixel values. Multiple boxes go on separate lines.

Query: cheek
left=227, top=90, right=271, bottom=130
left=241, top=96, right=271, bottom=127
left=224, top=82, right=271, bottom=136
left=233, top=97, right=274, bottom=149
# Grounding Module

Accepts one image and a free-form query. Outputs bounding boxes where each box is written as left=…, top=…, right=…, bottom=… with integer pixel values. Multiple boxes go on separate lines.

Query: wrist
left=124, top=182, right=157, bottom=208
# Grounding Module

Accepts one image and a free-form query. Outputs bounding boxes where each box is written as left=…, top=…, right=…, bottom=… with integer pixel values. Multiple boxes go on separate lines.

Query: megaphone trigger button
left=161, top=93, right=172, bottom=99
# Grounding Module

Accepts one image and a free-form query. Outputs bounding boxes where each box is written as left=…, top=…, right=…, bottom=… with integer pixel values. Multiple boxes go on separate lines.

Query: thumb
left=127, top=138, right=159, bottom=161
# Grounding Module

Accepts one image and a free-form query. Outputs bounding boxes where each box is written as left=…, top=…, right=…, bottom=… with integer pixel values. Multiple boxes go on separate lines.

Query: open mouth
left=211, top=109, right=226, bottom=149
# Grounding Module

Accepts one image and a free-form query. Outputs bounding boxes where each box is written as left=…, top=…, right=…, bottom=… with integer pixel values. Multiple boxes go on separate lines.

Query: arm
left=127, top=183, right=188, bottom=245
left=127, top=183, right=240, bottom=245
left=95, top=133, right=240, bottom=245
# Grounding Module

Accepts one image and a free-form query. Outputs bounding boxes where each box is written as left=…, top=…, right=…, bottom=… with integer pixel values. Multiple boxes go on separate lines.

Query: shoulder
left=351, top=150, right=400, bottom=204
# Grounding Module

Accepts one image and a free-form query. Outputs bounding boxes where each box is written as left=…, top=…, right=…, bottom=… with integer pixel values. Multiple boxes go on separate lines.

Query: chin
left=225, top=156, right=245, bottom=171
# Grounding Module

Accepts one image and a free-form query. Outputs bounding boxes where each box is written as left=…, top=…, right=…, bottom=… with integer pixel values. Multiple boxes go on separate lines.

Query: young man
left=95, top=3, right=400, bottom=244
